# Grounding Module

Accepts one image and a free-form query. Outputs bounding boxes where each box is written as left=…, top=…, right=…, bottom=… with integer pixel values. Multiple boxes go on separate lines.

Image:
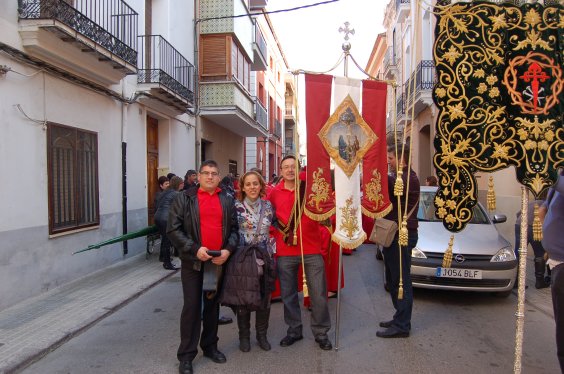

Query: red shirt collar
left=198, top=187, right=222, bottom=196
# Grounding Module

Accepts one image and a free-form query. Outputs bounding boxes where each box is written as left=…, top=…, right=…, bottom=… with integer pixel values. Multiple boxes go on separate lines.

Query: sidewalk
left=0, top=249, right=553, bottom=374
left=0, top=253, right=177, bottom=374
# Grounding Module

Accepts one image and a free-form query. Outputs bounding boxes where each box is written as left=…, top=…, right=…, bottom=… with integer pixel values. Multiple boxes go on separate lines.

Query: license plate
left=435, top=268, right=482, bottom=279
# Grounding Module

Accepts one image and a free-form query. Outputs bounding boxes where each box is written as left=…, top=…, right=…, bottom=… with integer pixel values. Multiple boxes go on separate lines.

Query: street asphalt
left=0, top=244, right=558, bottom=374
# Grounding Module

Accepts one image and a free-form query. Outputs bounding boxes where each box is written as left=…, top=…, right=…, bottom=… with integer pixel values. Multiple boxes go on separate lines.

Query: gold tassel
left=293, top=233, right=298, bottom=246
left=442, top=235, right=454, bottom=268
left=394, top=170, right=404, bottom=196
left=302, top=278, right=308, bottom=298
left=487, top=176, right=496, bottom=211
left=398, top=219, right=409, bottom=247
left=398, top=283, right=404, bottom=300
left=532, top=204, right=543, bottom=242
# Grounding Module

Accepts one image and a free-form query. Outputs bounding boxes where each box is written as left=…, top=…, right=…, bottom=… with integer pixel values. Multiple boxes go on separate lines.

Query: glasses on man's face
left=281, top=164, right=295, bottom=171
left=200, top=171, right=219, bottom=177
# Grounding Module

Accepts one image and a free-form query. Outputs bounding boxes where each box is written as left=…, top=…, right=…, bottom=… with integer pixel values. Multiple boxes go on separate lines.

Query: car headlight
left=491, top=247, right=516, bottom=262
left=411, top=247, right=427, bottom=259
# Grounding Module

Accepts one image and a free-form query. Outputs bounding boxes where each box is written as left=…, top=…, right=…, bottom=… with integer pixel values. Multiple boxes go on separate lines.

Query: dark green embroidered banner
left=433, top=1, right=563, bottom=232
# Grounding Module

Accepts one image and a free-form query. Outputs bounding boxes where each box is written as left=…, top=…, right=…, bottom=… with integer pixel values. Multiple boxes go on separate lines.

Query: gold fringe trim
left=361, top=204, right=393, bottom=219
left=303, top=207, right=336, bottom=222
left=331, top=231, right=367, bottom=249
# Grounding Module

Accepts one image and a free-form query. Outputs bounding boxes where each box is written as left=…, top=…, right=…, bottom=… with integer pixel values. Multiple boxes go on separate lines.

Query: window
left=47, top=123, right=99, bottom=234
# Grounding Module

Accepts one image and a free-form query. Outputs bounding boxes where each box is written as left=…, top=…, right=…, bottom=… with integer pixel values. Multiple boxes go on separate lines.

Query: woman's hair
left=158, top=175, right=168, bottom=188
left=238, top=171, right=266, bottom=201
left=169, top=176, right=184, bottom=191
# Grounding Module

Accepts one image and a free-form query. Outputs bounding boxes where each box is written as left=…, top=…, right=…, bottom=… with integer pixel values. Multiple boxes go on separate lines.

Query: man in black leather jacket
left=167, top=160, right=238, bottom=374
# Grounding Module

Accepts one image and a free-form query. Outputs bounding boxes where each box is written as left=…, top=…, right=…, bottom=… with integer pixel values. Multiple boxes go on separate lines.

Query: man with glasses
left=168, top=160, right=238, bottom=374
left=268, top=155, right=333, bottom=351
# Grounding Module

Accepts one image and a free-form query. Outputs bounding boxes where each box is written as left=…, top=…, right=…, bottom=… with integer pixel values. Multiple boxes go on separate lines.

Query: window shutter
left=201, top=35, right=228, bottom=77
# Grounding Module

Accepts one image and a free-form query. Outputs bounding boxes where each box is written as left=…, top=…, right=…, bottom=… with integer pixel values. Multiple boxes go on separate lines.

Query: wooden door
left=147, top=116, right=159, bottom=224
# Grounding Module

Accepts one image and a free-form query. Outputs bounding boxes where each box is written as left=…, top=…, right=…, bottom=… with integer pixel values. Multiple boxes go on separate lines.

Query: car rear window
left=417, top=191, right=489, bottom=224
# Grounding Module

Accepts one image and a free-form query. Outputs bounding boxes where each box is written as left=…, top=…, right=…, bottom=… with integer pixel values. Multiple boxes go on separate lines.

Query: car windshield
left=417, top=191, right=490, bottom=224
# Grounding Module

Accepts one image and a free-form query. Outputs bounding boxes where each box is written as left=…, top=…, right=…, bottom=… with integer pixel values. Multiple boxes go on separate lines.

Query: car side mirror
left=492, top=214, right=507, bottom=224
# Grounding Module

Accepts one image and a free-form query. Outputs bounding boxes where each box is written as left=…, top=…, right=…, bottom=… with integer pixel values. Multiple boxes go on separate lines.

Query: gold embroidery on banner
left=307, top=167, right=331, bottom=212
left=365, top=169, right=385, bottom=210
left=432, top=2, right=564, bottom=232
left=339, top=196, right=359, bottom=240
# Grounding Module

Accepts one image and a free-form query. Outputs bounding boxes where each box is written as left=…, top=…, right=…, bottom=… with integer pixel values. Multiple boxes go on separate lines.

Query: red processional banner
left=304, top=74, right=335, bottom=221
left=361, top=80, right=392, bottom=218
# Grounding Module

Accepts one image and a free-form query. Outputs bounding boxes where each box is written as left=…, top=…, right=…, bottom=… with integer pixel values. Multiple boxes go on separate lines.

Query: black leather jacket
left=167, top=188, right=238, bottom=265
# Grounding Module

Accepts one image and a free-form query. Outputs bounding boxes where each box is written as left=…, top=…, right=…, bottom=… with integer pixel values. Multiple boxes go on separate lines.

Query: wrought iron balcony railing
left=383, top=46, right=396, bottom=70
left=254, top=98, right=268, bottom=131
left=396, top=91, right=406, bottom=116
left=404, top=60, right=435, bottom=99
left=273, top=119, right=282, bottom=139
left=251, top=19, right=267, bottom=70
left=18, top=0, right=138, bottom=66
left=396, top=0, right=410, bottom=11
left=138, top=35, right=195, bottom=103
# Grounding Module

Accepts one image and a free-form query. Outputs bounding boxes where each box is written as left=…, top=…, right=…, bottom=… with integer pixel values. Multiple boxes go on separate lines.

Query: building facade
left=0, top=0, right=199, bottom=311
left=243, top=12, right=289, bottom=181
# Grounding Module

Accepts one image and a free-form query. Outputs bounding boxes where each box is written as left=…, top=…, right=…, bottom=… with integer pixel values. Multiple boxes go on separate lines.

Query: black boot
left=255, top=308, right=271, bottom=351
left=534, top=257, right=550, bottom=289
left=237, top=310, right=251, bottom=352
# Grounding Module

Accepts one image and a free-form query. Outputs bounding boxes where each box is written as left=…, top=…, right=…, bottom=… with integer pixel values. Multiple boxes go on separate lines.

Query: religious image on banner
left=318, top=95, right=376, bottom=177
left=304, top=75, right=391, bottom=248
left=432, top=1, right=563, bottom=232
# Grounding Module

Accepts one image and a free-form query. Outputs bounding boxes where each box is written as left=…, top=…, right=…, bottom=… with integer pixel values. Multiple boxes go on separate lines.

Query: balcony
left=272, top=119, right=282, bottom=139
left=137, top=35, right=194, bottom=115
left=251, top=20, right=267, bottom=71
left=383, top=46, right=398, bottom=79
left=254, top=98, right=268, bottom=131
left=404, top=60, right=435, bottom=117
left=284, top=105, right=296, bottom=126
left=249, top=0, right=268, bottom=11
left=199, top=78, right=268, bottom=137
left=396, top=0, right=410, bottom=24
left=18, top=0, right=138, bottom=85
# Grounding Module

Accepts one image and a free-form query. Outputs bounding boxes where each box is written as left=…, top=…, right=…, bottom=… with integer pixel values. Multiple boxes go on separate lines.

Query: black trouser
left=158, top=226, right=172, bottom=263
left=383, top=231, right=418, bottom=333
left=551, top=263, right=564, bottom=373
left=177, top=260, right=220, bottom=362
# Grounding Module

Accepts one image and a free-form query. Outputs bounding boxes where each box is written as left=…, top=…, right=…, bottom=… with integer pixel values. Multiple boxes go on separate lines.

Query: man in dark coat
left=168, top=160, right=238, bottom=374
left=376, top=144, right=420, bottom=339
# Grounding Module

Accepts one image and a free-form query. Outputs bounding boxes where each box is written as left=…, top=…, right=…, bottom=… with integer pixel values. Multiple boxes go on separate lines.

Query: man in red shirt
left=268, top=155, right=332, bottom=350
left=168, top=160, right=238, bottom=374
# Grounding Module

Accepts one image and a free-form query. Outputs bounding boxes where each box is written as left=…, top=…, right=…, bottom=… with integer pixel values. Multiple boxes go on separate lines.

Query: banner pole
left=335, top=244, right=343, bottom=350
left=513, top=187, right=528, bottom=373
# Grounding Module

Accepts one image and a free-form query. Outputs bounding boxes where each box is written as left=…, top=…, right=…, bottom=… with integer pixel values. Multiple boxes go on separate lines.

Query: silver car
left=410, top=186, right=517, bottom=296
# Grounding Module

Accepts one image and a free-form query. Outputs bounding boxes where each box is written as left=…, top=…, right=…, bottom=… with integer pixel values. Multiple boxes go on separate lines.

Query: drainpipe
left=121, top=84, right=129, bottom=256
left=194, top=4, right=201, bottom=167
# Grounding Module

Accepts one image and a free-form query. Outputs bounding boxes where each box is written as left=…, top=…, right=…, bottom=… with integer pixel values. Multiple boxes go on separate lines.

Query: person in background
left=540, top=170, right=564, bottom=373
left=168, top=160, right=238, bottom=374
left=425, top=175, right=438, bottom=187
left=167, top=172, right=176, bottom=180
left=268, top=155, right=332, bottom=351
left=184, top=170, right=198, bottom=192
left=514, top=197, right=550, bottom=289
left=154, top=176, right=183, bottom=270
left=156, top=176, right=170, bottom=206
left=376, top=144, right=419, bottom=339
left=221, top=171, right=276, bottom=352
